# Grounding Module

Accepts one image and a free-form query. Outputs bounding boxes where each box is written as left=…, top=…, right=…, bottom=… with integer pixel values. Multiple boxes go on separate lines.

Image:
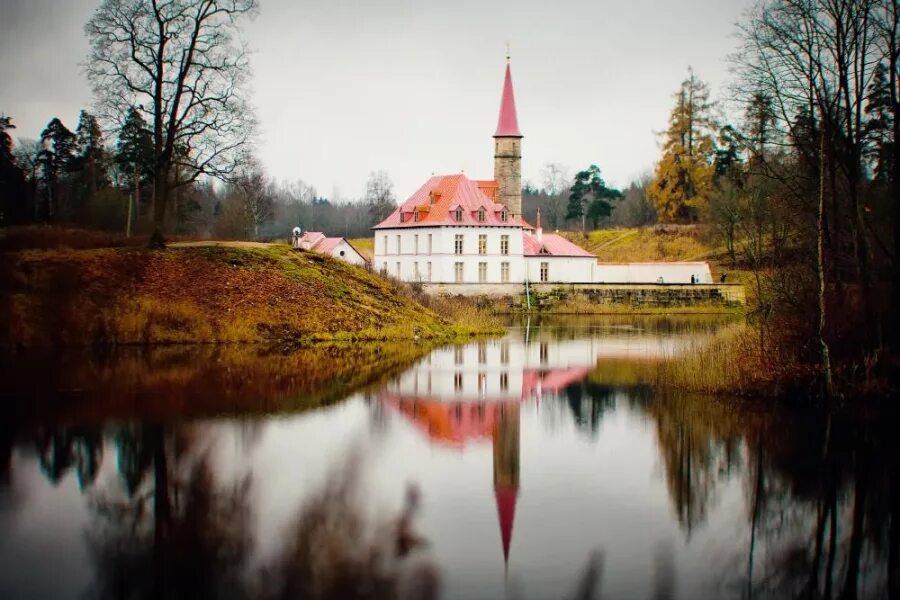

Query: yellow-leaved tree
left=648, top=69, right=717, bottom=223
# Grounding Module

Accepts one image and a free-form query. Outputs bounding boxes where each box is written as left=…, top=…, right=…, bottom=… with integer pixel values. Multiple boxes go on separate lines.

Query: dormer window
left=454, top=207, right=463, bottom=222
left=477, top=208, right=486, bottom=222
left=539, top=246, right=550, bottom=255
left=399, top=212, right=406, bottom=223
left=414, top=211, right=421, bottom=222
left=500, top=209, right=509, bottom=222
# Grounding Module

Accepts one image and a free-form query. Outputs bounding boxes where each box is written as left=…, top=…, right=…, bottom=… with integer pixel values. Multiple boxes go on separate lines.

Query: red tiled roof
left=495, top=63, right=522, bottom=137
left=373, top=174, right=530, bottom=229
left=522, top=233, right=596, bottom=257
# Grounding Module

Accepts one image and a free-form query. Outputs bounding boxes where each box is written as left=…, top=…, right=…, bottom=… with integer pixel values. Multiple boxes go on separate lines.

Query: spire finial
left=505, top=42, right=510, bottom=63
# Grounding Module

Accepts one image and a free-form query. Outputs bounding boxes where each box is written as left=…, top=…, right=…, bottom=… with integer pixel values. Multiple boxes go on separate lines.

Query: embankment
left=0, top=243, right=501, bottom=347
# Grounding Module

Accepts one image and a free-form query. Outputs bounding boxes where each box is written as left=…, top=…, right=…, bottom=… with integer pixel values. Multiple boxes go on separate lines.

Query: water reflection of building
left=380, top=334, right=608, bottom=568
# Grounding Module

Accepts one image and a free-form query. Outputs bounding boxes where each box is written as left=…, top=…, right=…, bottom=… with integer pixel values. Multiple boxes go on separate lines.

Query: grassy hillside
left=559, top=226, right=715, bottom=262
left=0, top=241, right=500, bottom=347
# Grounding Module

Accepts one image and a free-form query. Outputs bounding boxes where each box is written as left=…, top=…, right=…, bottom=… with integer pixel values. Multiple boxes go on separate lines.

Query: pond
left=0, top=316, right=895, bottom=599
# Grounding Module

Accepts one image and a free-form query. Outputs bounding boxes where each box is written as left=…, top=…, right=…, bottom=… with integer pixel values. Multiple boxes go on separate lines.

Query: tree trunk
left=817, top=130, right=835, bottom=398
left=150, top=165, right=168, bottom=248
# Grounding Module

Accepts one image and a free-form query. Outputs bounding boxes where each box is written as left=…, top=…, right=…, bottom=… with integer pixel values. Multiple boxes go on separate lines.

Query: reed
left=656, top=321, right=769, bottom=395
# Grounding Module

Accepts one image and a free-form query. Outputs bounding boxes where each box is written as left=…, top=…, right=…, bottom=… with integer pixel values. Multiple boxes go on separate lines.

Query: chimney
left=535, top=208, right=543, bottom=243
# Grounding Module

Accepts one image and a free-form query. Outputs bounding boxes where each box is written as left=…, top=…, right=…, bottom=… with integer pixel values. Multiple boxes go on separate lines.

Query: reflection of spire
left=493, top=402, right=520, bottom=567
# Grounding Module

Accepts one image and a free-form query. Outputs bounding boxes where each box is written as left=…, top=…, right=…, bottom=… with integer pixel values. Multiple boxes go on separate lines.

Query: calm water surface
left=0, top=317, right=896, bottom=599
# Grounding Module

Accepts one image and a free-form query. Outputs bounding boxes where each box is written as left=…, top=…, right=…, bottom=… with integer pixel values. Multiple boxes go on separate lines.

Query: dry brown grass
left=0, top=243, right=497, bottom=347
left=560, top=226, right=714, bottom=262
left=656, top=321, right=772, bottom=395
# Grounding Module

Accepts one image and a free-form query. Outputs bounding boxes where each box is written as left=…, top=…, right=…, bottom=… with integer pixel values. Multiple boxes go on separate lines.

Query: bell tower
left=493, top=58, right=523, bottom=219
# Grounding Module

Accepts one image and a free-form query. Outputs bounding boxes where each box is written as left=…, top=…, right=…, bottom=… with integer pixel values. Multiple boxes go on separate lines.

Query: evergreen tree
left=75, top=110, right=109, bottom=197
left=864, top=62, right=894, bottom=183
left=37, top=117, right=77, bottom=221
left=744, top=91, right=777, bottom=166
left=565, top=164, right=622, bottom=230
left=116, top=107, right=154, bottom=216
left=0, top=115, right=26, bottom=223
left=647, top=69, right=717, bottom=223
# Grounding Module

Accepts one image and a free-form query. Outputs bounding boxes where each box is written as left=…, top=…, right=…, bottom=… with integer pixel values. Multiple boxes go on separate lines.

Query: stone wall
left=421, top=282, right=746, bottom=306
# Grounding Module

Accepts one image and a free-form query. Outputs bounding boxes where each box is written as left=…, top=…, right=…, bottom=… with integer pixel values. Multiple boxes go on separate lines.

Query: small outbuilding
left=295, top=231, right=368, bottom=266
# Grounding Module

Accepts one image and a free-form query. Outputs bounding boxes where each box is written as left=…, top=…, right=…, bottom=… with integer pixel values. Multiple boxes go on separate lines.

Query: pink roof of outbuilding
left=316, top=237, right=345, bottom=255
left=523, top=233, right=596, bottom=257
left=373, top=173, right=531, bottom=230
left=299, top=231, right=326, bottom=247
left=300, top=231, right=364, bottom=260
left=495, top=63, right=522, bottom=137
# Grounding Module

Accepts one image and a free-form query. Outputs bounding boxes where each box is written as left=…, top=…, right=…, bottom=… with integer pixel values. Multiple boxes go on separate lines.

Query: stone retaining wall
left=421, top=282, right=745, bottom=306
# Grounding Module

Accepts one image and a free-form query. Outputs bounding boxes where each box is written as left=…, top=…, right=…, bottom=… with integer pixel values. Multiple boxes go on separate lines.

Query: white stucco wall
left=374, top=226, right=527, bottom=283
left=524, top=256, right=597, bottom=283
left=593, top=262, right=712, bottom=284
left=329, top=240, right=368, bottom=266
left=373, top=228, right=714, bottom=285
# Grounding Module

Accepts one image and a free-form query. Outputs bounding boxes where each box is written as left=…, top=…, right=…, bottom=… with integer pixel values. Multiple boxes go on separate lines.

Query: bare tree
left=365, top=170, right=396, bottom=224
left=232, top=158, right=273, bottom=239
left=540, top=162, right=570, bottom=228
left=86, top=0, right=258, bottom=244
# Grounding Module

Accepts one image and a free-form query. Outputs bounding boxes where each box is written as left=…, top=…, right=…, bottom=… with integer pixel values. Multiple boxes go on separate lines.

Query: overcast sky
left=0, top=0, right=754, bottom=201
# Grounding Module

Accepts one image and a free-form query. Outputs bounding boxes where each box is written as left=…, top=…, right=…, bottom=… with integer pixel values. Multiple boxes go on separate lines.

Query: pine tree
left=647, top=69, right=717, bottom=223
left=116, top=107, right=154, bottom=217
left=0, top=115, right=26, bottom=224
left=75, top=110, right=108, bottom=197
left=37, top=117, right=77, bottom=220
left=565, top=164, right=621, bottom=230
left=864, top=62, right=894, bottom=184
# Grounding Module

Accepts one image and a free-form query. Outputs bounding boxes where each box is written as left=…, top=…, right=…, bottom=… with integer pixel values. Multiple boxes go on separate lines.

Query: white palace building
left=373, top=61, right=713, bottom=290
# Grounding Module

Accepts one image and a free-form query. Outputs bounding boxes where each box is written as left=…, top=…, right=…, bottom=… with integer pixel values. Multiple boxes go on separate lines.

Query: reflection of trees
left=86, top=423, right=252, bottom=599
left=645, top=390, right=900, bottom=599
left=746, top=412, right=899, bottom=600
left=34, top=426, right=104, bottom=489
left=259, top=452, right=438, bottom=600
left=646, top=393, right=743, bottom=534
left=560, top=381, right=618, bottom=435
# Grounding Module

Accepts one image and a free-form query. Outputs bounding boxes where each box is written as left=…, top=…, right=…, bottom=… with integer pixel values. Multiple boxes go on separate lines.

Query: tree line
left=635, top=0, right=898, bottom=389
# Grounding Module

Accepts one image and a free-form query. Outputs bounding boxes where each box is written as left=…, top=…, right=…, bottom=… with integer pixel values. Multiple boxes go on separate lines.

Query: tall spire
left=494, top=63, right=522, bottom=138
